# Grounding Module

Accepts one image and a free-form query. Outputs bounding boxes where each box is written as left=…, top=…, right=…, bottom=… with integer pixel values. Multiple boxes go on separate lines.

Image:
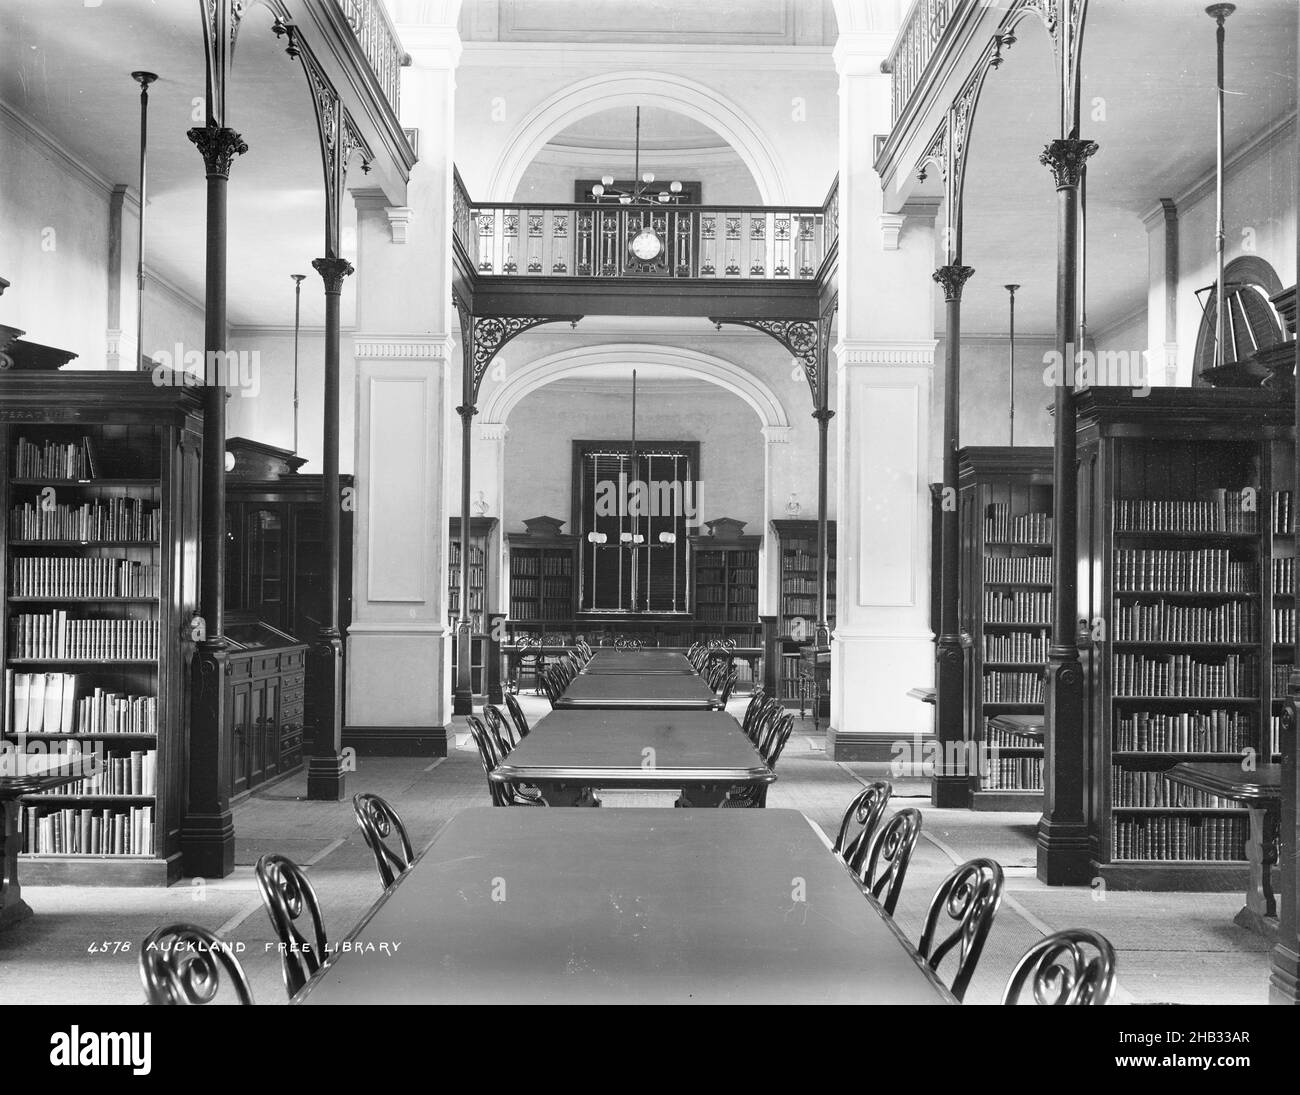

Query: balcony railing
left=883, top=0, right=967, bottom=125
left=454, top=170, right=839, bottom=282
left=334, top=0, right=407, bottom=116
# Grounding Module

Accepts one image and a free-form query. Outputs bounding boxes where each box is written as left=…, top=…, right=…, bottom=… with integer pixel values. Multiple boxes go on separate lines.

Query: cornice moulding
left=457, top=41, right=836, bottom=70
left=1, top=99, right=140, bottom=211
left=835, top=339, right=937, bottom=366
left=1172, top=111, right=1297, bottom=213
left=354, top=334, right=455, bottom=359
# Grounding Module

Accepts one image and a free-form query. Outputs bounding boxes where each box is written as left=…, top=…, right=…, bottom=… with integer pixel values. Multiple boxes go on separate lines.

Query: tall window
left=574, top=441, right=698, bottom=613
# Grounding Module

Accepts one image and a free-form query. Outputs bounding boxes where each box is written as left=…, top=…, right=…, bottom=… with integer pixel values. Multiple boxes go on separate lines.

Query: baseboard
left=826, top=728, right=909, bottom=762
left=342, top=725, right=449, bottom=757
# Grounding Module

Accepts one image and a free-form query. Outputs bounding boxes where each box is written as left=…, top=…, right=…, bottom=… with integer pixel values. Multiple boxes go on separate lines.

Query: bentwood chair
left=513, top=635, right=545, bottom=695
left=139, top=923, right=253, bottom=1005
left=484, top=704, right=518, bottom=754
left=833, top=782, right=893, bottom=874
left=858, top=807, right=923, bottom=915
left=352, top=792, right=414, bottom=890
left=716, top=665, right=739, bottom=706
left=741, top=688, right=767, bottom=732
left=467, top=715, right=545, bottom=807
left=1002, top=929, right=1117, bottom=1005
left=541, top=666, right=566, bottom=708
left=722, top=710, right=794, bottom=808
left=256, top=853, right=328, bottom=998
left=504, top=691, right=532, bottom=740
left=917, top=858, right=1005, bottom=1002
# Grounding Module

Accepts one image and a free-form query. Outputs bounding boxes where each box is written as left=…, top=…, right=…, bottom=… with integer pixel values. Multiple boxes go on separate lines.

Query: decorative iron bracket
left=709, top=315, right=832, bottom=411
left=453, top=295, right=581, bottom=405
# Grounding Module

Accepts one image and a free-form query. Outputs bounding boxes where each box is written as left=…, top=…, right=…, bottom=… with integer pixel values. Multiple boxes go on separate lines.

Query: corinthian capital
left=186, top=124, right=248, bottom=178
left=932, top=264, right=975, bottom=303
left=312, top=257, right=355, bottom=295
left=1040, top=138, right=1099, bottom=190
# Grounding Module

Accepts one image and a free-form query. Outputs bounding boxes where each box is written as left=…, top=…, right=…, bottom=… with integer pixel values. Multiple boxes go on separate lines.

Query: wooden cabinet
left=507, top=528, right=578, bottom=623
left=689, top=534, right=761, bottom=624
left=224, top=437, right=353, bottom=645
left=770, top=519, right=836, bottom=708
left=958, top=447, right=1053, bottom=811
left=223, top=617, right=307, bottom=799
left=0, top=372, right=202, bottom=885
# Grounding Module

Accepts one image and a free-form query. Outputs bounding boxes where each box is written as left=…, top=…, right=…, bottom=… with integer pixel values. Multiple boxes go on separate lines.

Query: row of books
left=982, top=758, right=1043, bottom=790
left=1267, top=716, right=1285, bottom=755
left=783, top=577, right=822, bottom=595
left=1113, top=549, right=1253, bottom=593
left=448, top=567, right=486, bottom=589
left=697, top=551, right=759, bottom=568
left=3, top=671, right=157, bottom=736
left=9, top=613, right=159, bottom=661
left=447, top=591, right=485, bottom=612
left=983, top=631, right=1048, bottom=663
left=1110, top=767, right=1244, bottom=809
left=983, top=506, right=1053, bottom=544
left=984, top=592, right=1051, bottom=623
left=983, top=556, right=1052, bottom=584
left=1273, top=490, right=1293, bottom=535
left=448, top=545, right=486, bottom=566
left=1112, top=815, right=1247, bottom=862
left=1114, top=493, right=1257, bottom=533
left=1110, top=599, right=1256, bottom=643
left=697, top=605, right=760, bottom=624
left=509, top=602, right=570, bottom=621
left=782, top=550, right=831, bottom=572
left=22, top=805, right=154, bottom=856
left=1112, top=709, right=1251, bottom=753
left=1274, top=607, right=1296, bottom=644
left=13, top=436, right=98, bottom=480
left=509, top=578, right=572, bottom=599
left=984, top=722, right=1043, bottom=749
left=9, top=497, right=160, bottom=543
left=1272, top=663, right=1292, bottom=693
left=1112, top=653, right=1257, bottom=698
left=695, top=570, right=759, bottom=589
left=9, top=557, right=160, bottom=599
left=1274, top=557, right=1295, bottom=595
left=511, top=554, right=574, bottom=577
left=25, top=750, right=157, bottom=797
left=984, top=672, right=1045, bottom=703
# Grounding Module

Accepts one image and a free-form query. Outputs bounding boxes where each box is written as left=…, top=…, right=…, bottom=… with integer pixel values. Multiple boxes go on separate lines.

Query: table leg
left=0, top=799, right=34, bottom=929
left=1234, top=803, right=1280, bottom=939
left=536, top=782, right=597, bottom=808
left=676, top=784, right=729, bottom=808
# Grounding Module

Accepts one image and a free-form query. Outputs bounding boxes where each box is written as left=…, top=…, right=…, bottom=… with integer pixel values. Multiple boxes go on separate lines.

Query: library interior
left=0, top=0, right=1299, bottom=1012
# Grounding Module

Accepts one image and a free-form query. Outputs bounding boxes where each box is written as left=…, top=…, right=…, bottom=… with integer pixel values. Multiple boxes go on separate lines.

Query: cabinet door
left=247, top=506, right=287, bottom=630
left=291, top=505, right=325, bottom=643
left=247, top=680, right=268, bottom=788
left=224, top=503, right=246, bottom=612
left=229, top=680, right=250, bottom=796
left=262, top=676, right=281, bottom=779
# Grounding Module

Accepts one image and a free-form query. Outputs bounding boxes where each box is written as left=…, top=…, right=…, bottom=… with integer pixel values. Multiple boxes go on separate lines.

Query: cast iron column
left=305, top=256, right=352, bottom=800
left=180, top=123, right=245, bottom=877
left=1036, top=137, right=1097, bottom=885
left=454, top=397, right=476, bottom=715
left=932, top=263, right=974, bottom=807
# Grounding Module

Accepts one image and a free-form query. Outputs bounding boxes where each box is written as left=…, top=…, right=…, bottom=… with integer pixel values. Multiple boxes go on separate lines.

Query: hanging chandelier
left=590, top=107, right=684, bottom=206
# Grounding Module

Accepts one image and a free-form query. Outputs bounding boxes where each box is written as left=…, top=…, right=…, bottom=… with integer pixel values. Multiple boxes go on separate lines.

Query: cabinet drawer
left=227, top=658, right=253, bottom=681
left=279, top=703, right=304, bottom=724
left=280, top=650, right=306, bottom=671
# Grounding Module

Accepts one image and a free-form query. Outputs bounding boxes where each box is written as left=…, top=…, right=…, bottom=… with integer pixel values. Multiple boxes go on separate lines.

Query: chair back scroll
left=255, top=854, right=328, bottom=998
left=860, top=807, right=923, bottom=916
left=833, top=781, right=893, bottom=873
left=917, top=857, right=1005, bottom=1002
left=1002, top=928, right=1117, bottom=1005
left=139, top=923, right=254, bottom=1005
left=352, top=792, right=414, bottom=890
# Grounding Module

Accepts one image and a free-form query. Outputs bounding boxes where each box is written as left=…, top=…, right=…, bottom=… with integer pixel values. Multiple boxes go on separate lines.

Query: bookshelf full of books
left=1075, top=388, right=1295, bottom=891
left=0, top=372, right=203, bottom=882
left=957, top=447, right=1054, bottom=810
left=771, top=520, right=836, bottom=709
left=506, top=529, right=578, bottom=623
left=689, top=534, right=761, bottom=625
left=449, top=517, right=497, bottom=696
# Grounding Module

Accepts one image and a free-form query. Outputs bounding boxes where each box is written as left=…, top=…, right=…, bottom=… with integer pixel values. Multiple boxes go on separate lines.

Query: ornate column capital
left=186, top=124, right=248, bottom=178
left=932, top=264, right=975, bottom=302
left=1040, top=138, right=1099, bottom=190
left=312, top=256, right=355, bottom=295
left=455, top=403, right=478, bottom=423
left=812, top=408, right=836, bottom=424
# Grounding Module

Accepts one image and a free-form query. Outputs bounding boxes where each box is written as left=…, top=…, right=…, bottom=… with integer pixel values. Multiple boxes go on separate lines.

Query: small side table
left=1164, top=762, right=1281, bottom=940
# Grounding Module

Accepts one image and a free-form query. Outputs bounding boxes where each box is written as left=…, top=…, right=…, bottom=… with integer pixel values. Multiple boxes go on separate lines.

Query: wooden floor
left=0, top=695, right=1274, bottom=1005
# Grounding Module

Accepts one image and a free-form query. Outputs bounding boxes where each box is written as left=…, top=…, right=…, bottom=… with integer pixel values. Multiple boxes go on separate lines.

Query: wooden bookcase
left=689, top=534, right=761, bottom=625
left=450, top=517, right=497, bottom=695
left=1076, top=389, right=1293, bottom=891
left=506, top=529, right=578, bottom=623
left=224, top=437, right=354, bottom=646
left=958, top=447, right=1053, bottom=811
left=771, top=519, right=836, bottom=705
left=0, top=372, right=202, bottom=885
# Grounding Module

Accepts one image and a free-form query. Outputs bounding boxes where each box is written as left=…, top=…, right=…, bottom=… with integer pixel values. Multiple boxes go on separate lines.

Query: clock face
left=630, top=226, right=663, bottom=261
